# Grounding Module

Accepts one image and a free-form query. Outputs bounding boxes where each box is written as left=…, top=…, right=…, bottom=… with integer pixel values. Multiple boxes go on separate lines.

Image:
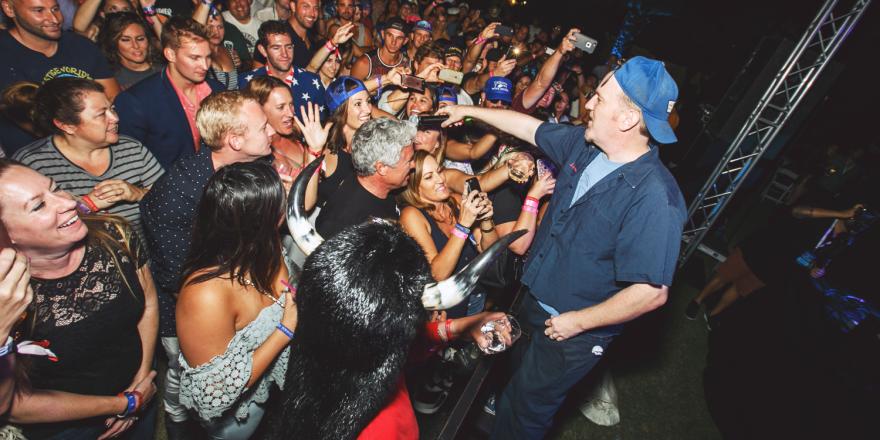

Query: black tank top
left=418, top=207, right=478, bottom=318
left=318, top=150, right=355, bottom=207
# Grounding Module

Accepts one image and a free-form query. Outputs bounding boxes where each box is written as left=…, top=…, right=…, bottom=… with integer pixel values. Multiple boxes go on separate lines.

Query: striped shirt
left=13, top=135, right=164, bottom=239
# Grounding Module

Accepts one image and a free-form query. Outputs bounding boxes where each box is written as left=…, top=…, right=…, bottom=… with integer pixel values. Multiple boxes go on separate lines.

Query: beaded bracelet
left=276, top=323, right=295, bottom=340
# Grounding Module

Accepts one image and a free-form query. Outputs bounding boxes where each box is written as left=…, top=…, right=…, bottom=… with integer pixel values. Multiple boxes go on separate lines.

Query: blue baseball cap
left=613, top=56, right=679, bottom=144
left=413, top=20, right=432, bottom=34
left=325, top=76, right=368, bottom=113
left=436, top=85, right=458, bottom=104
left=484, top=76, right=513, bottom=103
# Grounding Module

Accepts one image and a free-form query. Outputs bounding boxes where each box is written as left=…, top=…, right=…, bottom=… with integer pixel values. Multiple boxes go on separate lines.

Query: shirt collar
left=589, top=143, right=660, bottom=189
left=265, top=65, right=294, bottom=86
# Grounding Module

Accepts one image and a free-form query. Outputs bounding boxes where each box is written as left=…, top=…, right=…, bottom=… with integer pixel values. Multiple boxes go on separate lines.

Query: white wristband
left=0, top=336, right=14, bottom=357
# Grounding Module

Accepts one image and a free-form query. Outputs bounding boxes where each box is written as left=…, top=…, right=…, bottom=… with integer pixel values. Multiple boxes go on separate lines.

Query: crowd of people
left=0, top=1, right=686, bottom=439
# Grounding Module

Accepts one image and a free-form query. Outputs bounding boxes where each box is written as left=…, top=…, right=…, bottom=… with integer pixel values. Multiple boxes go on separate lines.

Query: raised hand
left=493, top=55, right=517, bottom=78
left=479, top=22, right=501, bottom=41
left=458, top=190, right=484, bottom=228
left=294, top=103, right=334, bottom=153
left=559, top=28, right=581, bottom=54
left=385, top=66, right=410, bottom=87
left=332, top=21, right=355, bottom=46
left=527, top=172, right=556, bottom=199
left=417, top=62, right=445, bottom=82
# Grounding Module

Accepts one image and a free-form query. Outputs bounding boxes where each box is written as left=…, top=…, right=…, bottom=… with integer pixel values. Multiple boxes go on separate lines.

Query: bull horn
left=286, top=157, right=325, bottom=256
left=421, top=229, right=527, bottom=310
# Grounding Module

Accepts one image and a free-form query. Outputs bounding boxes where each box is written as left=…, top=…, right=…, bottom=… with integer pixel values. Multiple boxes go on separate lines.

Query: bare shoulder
left=177, top=271, right=235, bottom=317
left=400, top=206, right=427, bottom=228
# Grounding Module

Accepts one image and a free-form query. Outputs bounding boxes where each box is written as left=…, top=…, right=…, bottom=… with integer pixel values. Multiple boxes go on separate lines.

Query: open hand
left=295, top=103, right=333, bottom=153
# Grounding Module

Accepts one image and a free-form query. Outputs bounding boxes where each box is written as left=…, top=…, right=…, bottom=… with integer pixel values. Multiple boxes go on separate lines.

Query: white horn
left=421, top=229, right=527, bottom=310
left=286, top=157, right=324, bottom=256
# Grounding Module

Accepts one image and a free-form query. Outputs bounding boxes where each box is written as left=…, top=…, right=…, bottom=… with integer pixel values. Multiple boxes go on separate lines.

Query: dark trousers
left=491, top=294, right=613, bottom=440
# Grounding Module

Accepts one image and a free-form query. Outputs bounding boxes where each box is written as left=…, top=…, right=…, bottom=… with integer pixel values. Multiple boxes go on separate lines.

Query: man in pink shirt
left=115, top=17, right=224, bottom=168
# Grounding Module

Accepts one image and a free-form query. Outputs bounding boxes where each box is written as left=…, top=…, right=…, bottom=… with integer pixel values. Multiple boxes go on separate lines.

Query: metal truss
left=678, top=0, right=873, bottom=266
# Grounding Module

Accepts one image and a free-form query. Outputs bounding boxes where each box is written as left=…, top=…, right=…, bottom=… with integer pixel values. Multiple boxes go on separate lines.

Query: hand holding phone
left=573, top=33, right=598, bottom=54
left=401, top=75, right=425, bottom=92
left=495, top=25, right=513, bottom=37
left=438, top=69, right=463, bottom=85
left=464, top=177, right=482, bottom=196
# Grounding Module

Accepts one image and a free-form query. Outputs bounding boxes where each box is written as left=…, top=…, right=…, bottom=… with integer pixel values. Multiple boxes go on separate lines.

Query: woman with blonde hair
left=0, top=159, right=158, bottom=439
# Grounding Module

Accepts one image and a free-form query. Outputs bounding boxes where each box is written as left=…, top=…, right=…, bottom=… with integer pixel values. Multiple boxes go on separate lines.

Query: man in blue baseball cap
left=482, top=76, right=514, bottom=109
left=438, top=56, right=686, bottom=439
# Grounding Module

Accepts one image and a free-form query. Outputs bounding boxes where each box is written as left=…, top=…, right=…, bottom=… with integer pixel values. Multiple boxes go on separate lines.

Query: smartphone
left=536, top=158, right=558, bottom=178
left=438, top=68, right=463, bottom=85
left=416, top=115, right=449, bottom=130
left=401, top=75, right=425, bottom=92
left=506, top=45, right=522, bottom=59
left=573, top=33, right=598, bottom=54
left=464, top=177, right=481, bottom=195
left=495, top=25, right=513, bottom=37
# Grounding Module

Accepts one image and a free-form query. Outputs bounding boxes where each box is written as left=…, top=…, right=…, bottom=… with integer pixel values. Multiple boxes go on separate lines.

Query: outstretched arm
left=437, top=105, right=542, bottom=147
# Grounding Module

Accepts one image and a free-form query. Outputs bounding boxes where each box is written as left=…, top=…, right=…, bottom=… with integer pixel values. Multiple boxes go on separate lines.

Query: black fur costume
left=264, top=221, right=432, bottom=439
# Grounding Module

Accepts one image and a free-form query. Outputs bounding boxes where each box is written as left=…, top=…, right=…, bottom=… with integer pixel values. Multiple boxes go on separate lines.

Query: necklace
left=241, top=278, right=285, bottom=308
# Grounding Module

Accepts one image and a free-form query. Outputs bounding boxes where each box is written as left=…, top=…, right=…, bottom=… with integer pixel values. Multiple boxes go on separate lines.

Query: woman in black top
left=399, top=150, right=497, bottom=318
left=98, top=13, right=163, bottom=91
left=0, top=160, right=158, bottom=440
left=317, top=76, right=374, bottom=205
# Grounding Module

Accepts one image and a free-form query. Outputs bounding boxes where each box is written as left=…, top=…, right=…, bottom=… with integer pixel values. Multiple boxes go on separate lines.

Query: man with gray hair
left=316, top=117, right=416, bottom=238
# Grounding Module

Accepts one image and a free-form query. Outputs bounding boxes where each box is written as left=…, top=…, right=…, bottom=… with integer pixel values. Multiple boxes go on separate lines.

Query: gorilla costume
left=265, top=160, right=523, bottom=438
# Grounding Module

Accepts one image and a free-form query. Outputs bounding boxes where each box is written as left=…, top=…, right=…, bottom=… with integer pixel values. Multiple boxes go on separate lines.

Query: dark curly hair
left=99, top=12, right=161, bottom=69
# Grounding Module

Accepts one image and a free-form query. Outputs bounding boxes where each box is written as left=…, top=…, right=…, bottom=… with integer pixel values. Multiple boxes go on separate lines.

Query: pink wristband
left=522, top=205, right=538, bottom=214
left=524, top=199, right=539, bottom=209
left=451, top=228, right=469, bottom=240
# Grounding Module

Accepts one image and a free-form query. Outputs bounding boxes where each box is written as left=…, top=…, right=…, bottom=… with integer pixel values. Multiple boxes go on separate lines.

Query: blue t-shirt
left=0, top=31, right=112, bottom=90
left=570, top=152, right=625, bottom=207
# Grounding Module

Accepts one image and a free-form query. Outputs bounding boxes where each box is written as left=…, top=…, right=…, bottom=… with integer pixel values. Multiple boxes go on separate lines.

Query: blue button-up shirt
left=522, top=123, right=686, bottom=336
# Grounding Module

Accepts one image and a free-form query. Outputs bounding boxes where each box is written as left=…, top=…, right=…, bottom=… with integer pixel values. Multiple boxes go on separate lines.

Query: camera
left=411, top=115, right=449, bottom=130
